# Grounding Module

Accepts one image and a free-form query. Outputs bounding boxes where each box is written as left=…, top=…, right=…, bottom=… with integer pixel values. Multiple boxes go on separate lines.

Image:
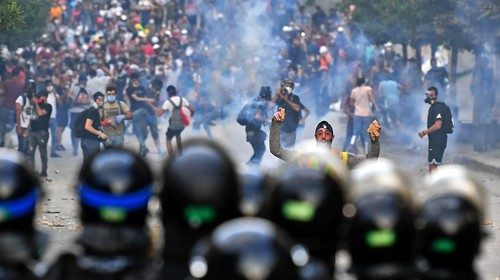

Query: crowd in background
left=0, top=0, right=459, bottom=170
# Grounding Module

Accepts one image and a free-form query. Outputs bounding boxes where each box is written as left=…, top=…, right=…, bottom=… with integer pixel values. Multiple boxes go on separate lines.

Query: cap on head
left=259, top=86, right=272, bottom=101
left=315, top=121, right=334, bottom=136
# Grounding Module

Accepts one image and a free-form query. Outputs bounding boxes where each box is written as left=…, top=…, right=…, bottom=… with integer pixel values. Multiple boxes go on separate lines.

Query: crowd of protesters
left=0, top=0, right=460, bottom=174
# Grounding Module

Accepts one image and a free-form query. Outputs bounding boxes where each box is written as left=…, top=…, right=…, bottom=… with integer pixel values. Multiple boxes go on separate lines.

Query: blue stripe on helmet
left=0, top=189, right=37, bottom=220
left=79, top=183, right=152, bottom=211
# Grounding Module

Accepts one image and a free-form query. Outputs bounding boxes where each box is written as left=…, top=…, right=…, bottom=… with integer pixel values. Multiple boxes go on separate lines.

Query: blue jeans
left=81, top=138, right=101, bottom=162
left=49, top=118, right=58, bottom=154
left=70, top=112, right=80, bottom=155
left=18, top=134, right=29, bottom=154
left=132, top=109, right=149, bottom=152
left=104, top=134, right=125, bottom=149
left=352, top=116, right=372, bottom=146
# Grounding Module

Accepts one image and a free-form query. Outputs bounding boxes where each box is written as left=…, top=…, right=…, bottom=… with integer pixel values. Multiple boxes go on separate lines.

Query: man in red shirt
left=1, top=67, right=24, bottom=111
left=1, top=67, right=24, bottom=147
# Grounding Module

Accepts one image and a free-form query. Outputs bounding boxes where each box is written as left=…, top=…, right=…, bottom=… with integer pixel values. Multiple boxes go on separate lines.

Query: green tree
left=0, top=0, right=50, bottom=50
left=0, top=0, right=24, bottom=33
left=346, top=0, right=499, bottom=108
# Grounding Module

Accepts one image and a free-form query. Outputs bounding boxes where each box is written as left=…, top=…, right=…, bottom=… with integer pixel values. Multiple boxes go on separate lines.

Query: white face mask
left=46, top=86, right=54, bottom=92
left=285, top=86, right=292, bottom=94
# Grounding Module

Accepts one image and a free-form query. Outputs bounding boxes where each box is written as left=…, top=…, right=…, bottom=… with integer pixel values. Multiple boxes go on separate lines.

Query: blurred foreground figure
left=238, top=167, right=274, bottom=217
left=347, top=158, right=417, bottom=280
left=261, top=146, right=349, bottom=276
left=45, top=149, right=156, bottom=279
left=160, top=139, right=241, bottom=278
left=0, top=149, right=45, bottom=280
left=416, top=165, right=486, bottom=280
left=188, top=217, right=304, bottom=280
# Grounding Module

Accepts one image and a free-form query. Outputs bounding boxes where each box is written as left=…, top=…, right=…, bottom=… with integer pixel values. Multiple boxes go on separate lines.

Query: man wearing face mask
left=45, top=80, right=61, bottom=158
left=273, top=79, right=309, bottom=148
left=270, top=107, right=381, bottom=169
left=419, top=86, right=448, bottom=173
left=100, top=86, right=132, bottom=148
left=81, top=92, right=107, bottom=161
left=27, top=89, right=52, bottom=181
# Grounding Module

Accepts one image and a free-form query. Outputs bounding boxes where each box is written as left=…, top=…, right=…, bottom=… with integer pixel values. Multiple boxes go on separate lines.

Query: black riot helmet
left=0, top=148, right=44, bottom=266
left=76, top=148, right=154, bottom=256
left=261, top=144, right=348, bottom=266
left=188, top=217, right=304, bottom=280
left=161, top=138, right=241, bottom=261
left=416, top=165, right=486, bottom=279
left=238, top=167, right=274, bottom=217
left=77, top=148, right=154, bottom=227
left=347, top=158, right=417, bottom=279
left=0, top=149, right=41, bottom=231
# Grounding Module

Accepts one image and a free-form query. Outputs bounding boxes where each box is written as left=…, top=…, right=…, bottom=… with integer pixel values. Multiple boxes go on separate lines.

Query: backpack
left=237, top=103, right=253, bottom=126
left=71, top=108, right=90, bottom=138
left=439, top=102, right=454, bottom=134
left=73, top=87, right=90, bottom=106
left=168, top=98, right=185, bottom=131
left=16, top=94, right=37, bottom=126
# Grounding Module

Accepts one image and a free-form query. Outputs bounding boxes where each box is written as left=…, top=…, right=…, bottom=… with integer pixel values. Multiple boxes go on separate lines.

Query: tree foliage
left=345, top=0, right=499, bottom=54
left=0, top=0, right=50, bottom=50
left=0, top=0, right=24, bottom=33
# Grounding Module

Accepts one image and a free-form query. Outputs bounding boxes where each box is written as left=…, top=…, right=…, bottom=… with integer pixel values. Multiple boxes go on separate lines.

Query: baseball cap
left=315, top=121, right=334, bottom=135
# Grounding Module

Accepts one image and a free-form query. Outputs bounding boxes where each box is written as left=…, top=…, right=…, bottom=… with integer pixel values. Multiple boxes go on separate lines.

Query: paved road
left=34, top=110, right=499, bottom=278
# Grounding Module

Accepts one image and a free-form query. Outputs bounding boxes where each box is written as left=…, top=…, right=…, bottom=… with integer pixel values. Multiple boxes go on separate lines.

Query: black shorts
left=428, top=141, right=446, bottom=165
left=166, top=127, right=184, bottom=140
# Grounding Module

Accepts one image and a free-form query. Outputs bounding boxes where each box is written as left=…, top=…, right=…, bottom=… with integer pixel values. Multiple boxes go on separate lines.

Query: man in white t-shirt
left=15, top=80, right=37, bottom=154
left=45, top=80, right=61, bottom=157
left=155, top=85, right=195, bottom=156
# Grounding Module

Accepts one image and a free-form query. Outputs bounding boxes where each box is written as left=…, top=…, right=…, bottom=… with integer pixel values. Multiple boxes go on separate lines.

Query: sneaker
left=51, top=153, right=61, bottom=158
left=57, top=145, right=66, bottom=151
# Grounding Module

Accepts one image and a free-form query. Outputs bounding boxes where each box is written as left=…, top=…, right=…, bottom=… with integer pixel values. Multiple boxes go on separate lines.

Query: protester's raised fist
left=367, top=120, right=382, bottom=141
left=273, top=107, right=286, bottom=122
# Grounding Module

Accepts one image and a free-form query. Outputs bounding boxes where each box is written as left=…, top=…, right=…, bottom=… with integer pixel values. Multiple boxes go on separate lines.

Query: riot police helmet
left=416, top=165, right=486, bottom=277
left=347, top=158, right=417, bottom=278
